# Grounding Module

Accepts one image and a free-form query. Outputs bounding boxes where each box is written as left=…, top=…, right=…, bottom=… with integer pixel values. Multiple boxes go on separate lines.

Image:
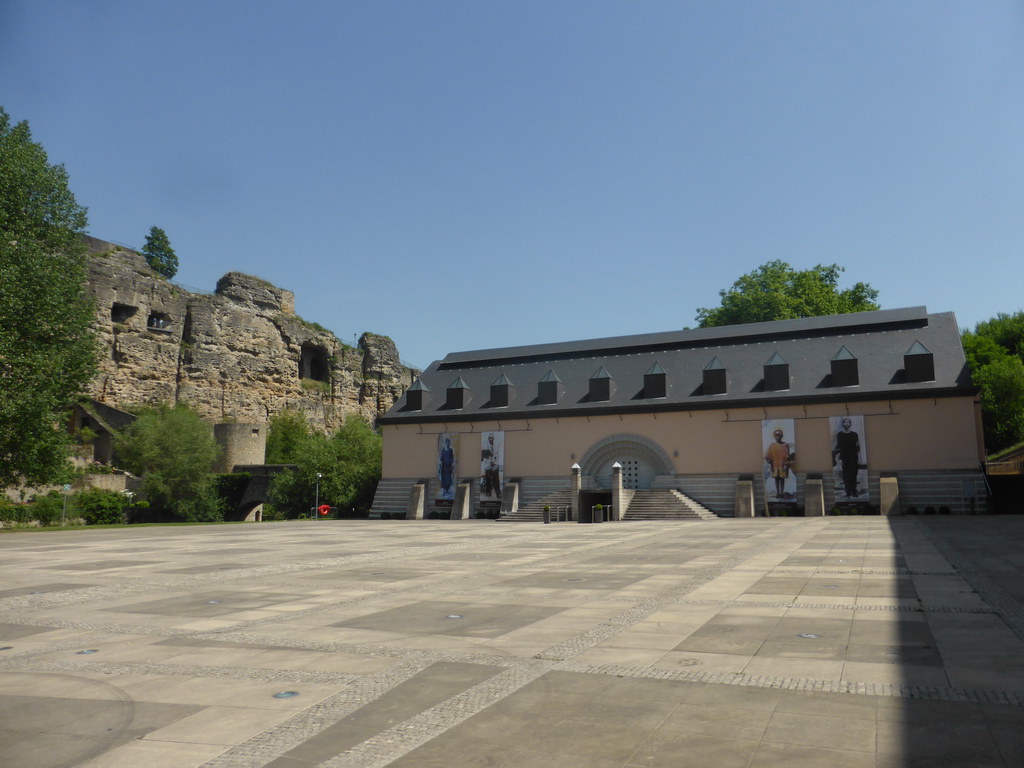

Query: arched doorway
left=578, top=434, right=675, bottom=490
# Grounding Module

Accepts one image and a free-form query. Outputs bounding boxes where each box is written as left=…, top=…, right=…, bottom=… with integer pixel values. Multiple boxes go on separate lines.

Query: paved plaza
left=3, top=515, right=1024, bottom=767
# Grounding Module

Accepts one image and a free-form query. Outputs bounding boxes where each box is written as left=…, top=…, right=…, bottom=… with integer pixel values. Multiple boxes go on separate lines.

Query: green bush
left=30, top=491, right=65, bottom=526
left=0, top=498, right=30, bottom=525
left=114, top=403, right=221, bottom=522
left=76, top=487, right=129, bottom=525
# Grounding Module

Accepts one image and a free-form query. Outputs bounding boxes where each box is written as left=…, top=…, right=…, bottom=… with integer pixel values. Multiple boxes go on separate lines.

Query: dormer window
left=703, top=357, right=727, bottom=395
left=537, top=370, right=561, bottom=405
left=589, top=366, right=613, bottom=402
left=644, top=362, right=667, bottom=399
left=764, top=352, right=790, bottom=391
left=490, top=374, right=511, bottom=408
left=831, top=346, right=859, bottom=387
left=904, top=341, right=935, bottom=382
left=445, top=377, right=469, bottom=409
left=406, top=379, right=429, bottom=411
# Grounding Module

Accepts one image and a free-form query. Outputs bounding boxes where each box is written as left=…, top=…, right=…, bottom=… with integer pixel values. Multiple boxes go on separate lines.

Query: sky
left=3, top=1, right=1023, bottom=370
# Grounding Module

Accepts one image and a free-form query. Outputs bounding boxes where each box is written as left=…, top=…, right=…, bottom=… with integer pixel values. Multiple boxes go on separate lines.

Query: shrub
left=906, top=506, right=918, bottom=515
left=30, top=491, right=65, bottom=526
left=114, top=403, right=221, bottom=522
left=939, top=505, right=951, bottom=515
left=924, top=506, right=937, bottom=515
left=380, top=512, right=390, bottom=520
left=0, top=498, right=30, bottom=525
left=77, top=488, right=129, bottom=525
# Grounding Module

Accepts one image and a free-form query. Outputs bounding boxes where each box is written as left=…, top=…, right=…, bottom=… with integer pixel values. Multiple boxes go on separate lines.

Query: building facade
left=372, top=308, right=986, bottom=520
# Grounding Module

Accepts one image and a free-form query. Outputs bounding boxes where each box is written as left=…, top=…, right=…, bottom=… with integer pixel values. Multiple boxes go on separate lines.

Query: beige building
left=371, top=308, right=985, bottom=520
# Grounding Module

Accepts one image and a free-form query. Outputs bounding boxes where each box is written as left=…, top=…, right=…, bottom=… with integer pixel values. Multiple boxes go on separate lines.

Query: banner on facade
left=436, top=433, right=459, bottom=502
left=480, top=431, right=504, bottom=501
left=830, top=415, right=868, bottom=504
left=762, top=419, right=797, bottom=513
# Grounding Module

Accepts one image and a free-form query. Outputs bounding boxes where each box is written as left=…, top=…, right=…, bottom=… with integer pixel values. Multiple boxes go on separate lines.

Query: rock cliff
left=82, top=237, right=416, bottom=431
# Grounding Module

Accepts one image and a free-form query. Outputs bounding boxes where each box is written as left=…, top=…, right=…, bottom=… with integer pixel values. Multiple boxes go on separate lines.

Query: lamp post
left=315, top=472, right=322, bottom=520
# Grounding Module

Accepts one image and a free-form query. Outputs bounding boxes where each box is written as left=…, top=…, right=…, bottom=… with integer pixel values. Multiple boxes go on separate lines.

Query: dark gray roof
left=379, top=307, right=974, bottom=425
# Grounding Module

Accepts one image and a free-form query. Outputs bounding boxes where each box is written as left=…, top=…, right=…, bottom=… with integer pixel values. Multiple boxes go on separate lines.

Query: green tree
left=265, top=409, right=312, bottom=464
left=269, top=417, right=382, bottom=517
left=696, top=261, right=880, bottom=328
left=0, top=107, right=97, bottom=488
left=974, top=312, right=1024, bottom=358
left=142, top=225, right=178, bottom=279
left=961, top=331, right=1010, bottom=374
left=963, top=310, right=1024, bottom=452
left=114, top=403, right=221, bottom=521
left=974, top=357, right=1024, bottom=451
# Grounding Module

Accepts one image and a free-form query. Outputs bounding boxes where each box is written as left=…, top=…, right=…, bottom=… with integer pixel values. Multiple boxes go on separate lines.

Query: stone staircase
left=622, top=489, right=718, bottom=521
left=501, top=489, right=575, bottom=522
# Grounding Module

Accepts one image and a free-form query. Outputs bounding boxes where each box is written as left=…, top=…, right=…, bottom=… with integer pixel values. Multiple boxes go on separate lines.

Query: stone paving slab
left=3, top=516, right=1024, bottom=766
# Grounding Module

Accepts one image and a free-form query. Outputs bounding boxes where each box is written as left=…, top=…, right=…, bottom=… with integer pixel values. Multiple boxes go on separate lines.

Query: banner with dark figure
left=762, top=419, right=798, bottom=514
left=480, top=431, right=504, bottom=501
left=830, top=415, right=868, bottom=504
left=436, top=433, right=459, bottom=501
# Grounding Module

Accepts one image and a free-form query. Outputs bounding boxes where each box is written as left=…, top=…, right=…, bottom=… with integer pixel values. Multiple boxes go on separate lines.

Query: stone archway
left=578, top=434, right=675, bottom=490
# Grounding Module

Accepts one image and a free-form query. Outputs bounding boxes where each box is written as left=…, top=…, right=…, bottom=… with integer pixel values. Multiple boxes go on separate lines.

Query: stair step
left=623, top=490, right=718, bottom=521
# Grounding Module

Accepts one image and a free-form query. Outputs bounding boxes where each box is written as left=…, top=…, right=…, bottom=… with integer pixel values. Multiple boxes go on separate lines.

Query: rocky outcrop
left=82, top=236, right=416, bottom=431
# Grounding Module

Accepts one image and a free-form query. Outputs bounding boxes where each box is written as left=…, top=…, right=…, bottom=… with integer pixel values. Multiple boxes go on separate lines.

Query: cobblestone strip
left=197, top=659, right=434, bottom=768
left=318, top=662, right=551, bottom=768
left=672, top=598, right=994, bottom=614
left=557, top=660, right=1024, bottom=706
left=0, top=633, right=125, bottom=667
left=168, top=632, right=536, bottom=670
left=0, top=618, right=223, bottom=637
left=8, top=658, right=364, bottom=685
left=732, top=568, right=915, bottom=575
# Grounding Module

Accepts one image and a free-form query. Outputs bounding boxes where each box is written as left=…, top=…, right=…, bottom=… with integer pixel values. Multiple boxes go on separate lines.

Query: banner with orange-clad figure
left=762, top=419, right=797, bottom=515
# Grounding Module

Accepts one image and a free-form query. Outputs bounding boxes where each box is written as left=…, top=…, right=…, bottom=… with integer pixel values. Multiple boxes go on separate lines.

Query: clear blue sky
left=4, top=1, right=1022, bottom=369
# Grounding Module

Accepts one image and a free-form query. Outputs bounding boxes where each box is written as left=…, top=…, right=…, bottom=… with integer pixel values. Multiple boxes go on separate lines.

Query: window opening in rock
left=147, top=312, right=171, bottom=331
left=300, top=343, right=329, bottom=382
left=111, top=303, right=138, bottom=324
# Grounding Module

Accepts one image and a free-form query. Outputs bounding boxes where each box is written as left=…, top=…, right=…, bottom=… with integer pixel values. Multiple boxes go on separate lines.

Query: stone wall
left=82, top=237, right=416, bottom=431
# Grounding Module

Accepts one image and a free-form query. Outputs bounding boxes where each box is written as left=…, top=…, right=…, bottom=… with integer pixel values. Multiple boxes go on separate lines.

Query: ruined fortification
left=82, top=236, right=416, bottom=431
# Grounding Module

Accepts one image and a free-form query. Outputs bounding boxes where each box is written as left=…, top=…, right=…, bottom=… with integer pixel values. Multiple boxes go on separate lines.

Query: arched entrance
left=578, top=434, right=675, bottom=490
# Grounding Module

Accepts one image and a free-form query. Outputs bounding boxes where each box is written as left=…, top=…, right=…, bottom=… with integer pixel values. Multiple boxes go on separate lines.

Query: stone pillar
left=407, top=482, right=426, bottom=520
left=570, top=463, right=581, bottom=522
left=500, top=481, right=519, bottom=517
left=879, top=475, right=900, bottom=516
left=453, top=480, right=472, bottom=520
left=804, top=475, right=825, bottom=517
left=735, top=476, right=755, bottom=518
left=611, top=462, right=623, bottom=521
